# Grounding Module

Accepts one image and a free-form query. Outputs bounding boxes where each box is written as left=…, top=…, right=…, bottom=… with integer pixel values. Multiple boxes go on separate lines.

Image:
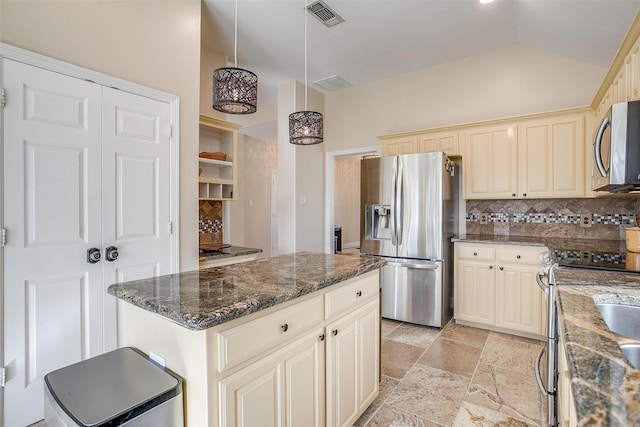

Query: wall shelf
left=198, top=115, right=240, bottom=201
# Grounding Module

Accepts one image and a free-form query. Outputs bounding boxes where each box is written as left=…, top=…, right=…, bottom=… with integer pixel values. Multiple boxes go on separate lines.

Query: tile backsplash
left=466, top=197, right=640, bottom=240
left=199, top=200, right=223, bottom=244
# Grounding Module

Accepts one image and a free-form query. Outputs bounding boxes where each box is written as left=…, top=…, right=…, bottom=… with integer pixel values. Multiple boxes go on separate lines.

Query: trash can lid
left=44, top=347, right=182, bottom=427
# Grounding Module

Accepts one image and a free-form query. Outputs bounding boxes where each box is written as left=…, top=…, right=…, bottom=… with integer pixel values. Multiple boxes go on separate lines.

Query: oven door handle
left=535, top=345, right=548, bottom=395
left=536, top=272, right=549, bottom=291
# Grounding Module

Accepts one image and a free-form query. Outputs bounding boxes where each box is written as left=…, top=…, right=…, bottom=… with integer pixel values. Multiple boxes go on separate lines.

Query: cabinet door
left=464, top=125, right=517, bottom=199
left=219, top=329, right=325, bottom=427
left=518, top=115, right=584, bottom=199
left=285, top=332, right=325, bottom=427
left=455, top=260, right=495, bottom=325
left=417, top=131, right=460, bottom=156
left=381, top=136, right=417, bottom=156
left=495, top=264, right=544, bottom=336
left=326, top=299, right=379, bottom=427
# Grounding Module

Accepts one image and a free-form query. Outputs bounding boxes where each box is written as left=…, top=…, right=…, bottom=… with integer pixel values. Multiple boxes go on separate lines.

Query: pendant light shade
left=212, top=67, right=258, bottom=114
left=289, top=111, right=323, bottom=145
left=289, top=0, right=323, bottom=145
left=212, top=0, right=258, bottom=115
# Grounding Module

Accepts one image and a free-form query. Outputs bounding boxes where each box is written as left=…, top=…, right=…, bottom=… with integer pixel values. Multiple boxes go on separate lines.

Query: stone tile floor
left=355, top=319, right=546, bottom=427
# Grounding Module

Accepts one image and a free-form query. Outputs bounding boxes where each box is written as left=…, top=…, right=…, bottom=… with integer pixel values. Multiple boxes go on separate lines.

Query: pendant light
left=289, top=0, right=323, bottom=145
left=212, top=0, right=258, bottom=114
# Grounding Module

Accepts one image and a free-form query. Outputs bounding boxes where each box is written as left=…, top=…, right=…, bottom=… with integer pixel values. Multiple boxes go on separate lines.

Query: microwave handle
left=594, top=117, right=611, bottom=177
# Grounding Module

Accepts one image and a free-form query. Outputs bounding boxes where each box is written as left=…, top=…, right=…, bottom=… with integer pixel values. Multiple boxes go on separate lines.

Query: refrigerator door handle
left=396, top=158, right=404, bottom=245
left=386, top=261, right=439, bottom=270
left=391, top=157, right=398, bottom=246
left=534, top=345, right=548, bottom=395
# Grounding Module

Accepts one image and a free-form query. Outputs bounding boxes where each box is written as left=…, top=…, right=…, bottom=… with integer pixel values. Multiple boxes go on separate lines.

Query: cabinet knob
left=473, top=252, right=478, bottom=256
left=281, top=323, right=289, bottom=332
left=522, top=193, right=527, bottom=197
left=500, top=267, right=504, bottom=270
left=516, top=255, right=521, bottom=259
left=512, top=193, right=516, bottom=197
left=319, top=333, right=325, bottom=341
left=332, top=329, right=338, bottom=336
left=489, top=265, right=493, bottom=270
left=356, top=290, right=362, bottom=297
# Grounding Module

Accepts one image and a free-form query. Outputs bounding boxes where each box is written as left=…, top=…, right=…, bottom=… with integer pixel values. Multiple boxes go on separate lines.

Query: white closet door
left=100, top=87, right=172, bottom=351
left=2, top=59, right=103, bottom=427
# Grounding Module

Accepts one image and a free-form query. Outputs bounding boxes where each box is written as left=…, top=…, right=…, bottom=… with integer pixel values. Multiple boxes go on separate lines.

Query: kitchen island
left=108, top=252, right=384, bottom=426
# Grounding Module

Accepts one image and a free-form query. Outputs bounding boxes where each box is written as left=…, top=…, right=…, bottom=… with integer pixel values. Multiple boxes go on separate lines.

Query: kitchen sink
left=620, top=343, right=640, bottom=370
left=594, top=298, right=640, bottom=369
left=595, top=302, right=640, bottom=341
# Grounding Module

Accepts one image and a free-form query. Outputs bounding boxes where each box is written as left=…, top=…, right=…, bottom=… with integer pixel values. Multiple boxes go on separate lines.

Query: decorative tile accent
left=199, top=200, right=223, bottom=237
left=466, top=198, right=640, bottom=240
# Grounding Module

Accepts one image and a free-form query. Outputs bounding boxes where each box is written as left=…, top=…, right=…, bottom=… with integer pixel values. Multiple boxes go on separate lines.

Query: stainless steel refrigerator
left=360, top=152, right=459, bottom=327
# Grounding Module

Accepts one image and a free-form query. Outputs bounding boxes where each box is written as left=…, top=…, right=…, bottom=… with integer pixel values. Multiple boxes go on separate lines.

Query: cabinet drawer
left=456, top=244, right=495, bottom=261
left=217, top=295, right=323, bottom=373
left=496, top=247, right=542, bottom=265
left=325, top=272, right=379, bottom=320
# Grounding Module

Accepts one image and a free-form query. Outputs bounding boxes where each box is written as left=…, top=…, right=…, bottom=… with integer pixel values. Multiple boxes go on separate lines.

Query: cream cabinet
left=219, top=328, right=325, bottom=427
left=557, top=323, right=578, bottom=427
left=454, top=242, right=545, bottom=339
left=417, top=130, right=461, bottom=156
left=463, top=124, right=518, bottom=199
left=380, top=135, right=417, bottom=156
left=326, top=299, right=379, bottom=427
left=454, top=244, right=496, bottom=325
left=199, top=115, right=239, bottom=200
left=517, top=114, right=584, bottom=199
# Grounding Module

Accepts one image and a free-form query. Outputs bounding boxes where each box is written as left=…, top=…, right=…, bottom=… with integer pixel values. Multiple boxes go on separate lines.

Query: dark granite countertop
left=453, top=234, right=626, bottom=252
left=108, top=252, right=385, bottom=331
left=198, top=245, right=262, bottom=262
left=554, top=267, right=640, bottom=426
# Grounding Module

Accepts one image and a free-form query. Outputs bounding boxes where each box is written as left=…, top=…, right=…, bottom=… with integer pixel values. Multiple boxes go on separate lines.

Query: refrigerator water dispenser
left=365, top=204, right=391, bottom=240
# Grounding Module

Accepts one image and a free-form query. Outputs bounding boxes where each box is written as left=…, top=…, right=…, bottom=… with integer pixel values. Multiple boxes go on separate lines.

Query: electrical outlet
left=479, top=213, right=489, bottom=224
left=580, top=213, right=592, bottom=228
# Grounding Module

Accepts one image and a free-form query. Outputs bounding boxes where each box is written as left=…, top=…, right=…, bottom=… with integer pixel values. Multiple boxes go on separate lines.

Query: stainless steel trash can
left=44, top=347, right=183, bottom=427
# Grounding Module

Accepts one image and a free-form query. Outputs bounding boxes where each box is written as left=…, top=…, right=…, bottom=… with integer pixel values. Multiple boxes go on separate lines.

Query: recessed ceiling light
left=479, top=0, right=495, bottom=3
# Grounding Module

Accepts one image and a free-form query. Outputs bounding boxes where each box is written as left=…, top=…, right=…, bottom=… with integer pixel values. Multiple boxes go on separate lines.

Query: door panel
left=3, top=59, right=103, bottom=427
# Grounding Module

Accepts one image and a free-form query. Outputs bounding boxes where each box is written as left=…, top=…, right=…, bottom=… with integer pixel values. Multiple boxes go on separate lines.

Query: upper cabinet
left=464, top=124, right=518, bottom=199
left=463, top=112, right=586, bottom=200
left=518, top=114, right=584, bottom=199
left=380, top=135, right=417, bottom=156
left=380, top=130, right=462, bottom=157
left=198, top=115, right=240, bottom=201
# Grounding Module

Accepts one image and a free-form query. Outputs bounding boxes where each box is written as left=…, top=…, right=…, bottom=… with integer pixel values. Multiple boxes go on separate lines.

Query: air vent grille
left=306, top=0, right=344, bottom=28
left=313, top=75, right=352, bottom=91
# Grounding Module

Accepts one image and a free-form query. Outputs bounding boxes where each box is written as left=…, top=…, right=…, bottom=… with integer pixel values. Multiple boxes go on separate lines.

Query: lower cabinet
left=219, top=328, right=325, bottom=427
left=326, top=300, right=379, bottom=427
left=454, top=242, right=545, bottom=338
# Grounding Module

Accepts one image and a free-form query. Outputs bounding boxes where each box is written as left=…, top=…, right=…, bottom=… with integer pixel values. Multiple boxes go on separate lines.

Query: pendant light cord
left=234, top=0, right=238, bottom=67
left=304, top=0, right=308, bottom=110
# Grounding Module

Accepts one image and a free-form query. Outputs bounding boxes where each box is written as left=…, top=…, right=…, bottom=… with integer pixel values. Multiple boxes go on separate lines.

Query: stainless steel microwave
left=592, top=100, right=640, bottom=192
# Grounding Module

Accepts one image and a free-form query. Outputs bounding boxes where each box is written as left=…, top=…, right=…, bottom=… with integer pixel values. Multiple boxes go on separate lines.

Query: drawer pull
left=281, top=323, right=289, bottom=332
left=522, top=193, right=527, bottom=197
left=516, top=255, right=521, bottom=259
left=489, top=265, right=493, bottom=270
left=356, top=290, right=362, bottom=297
left=473, top=252, right=478, bottom=256
left=332, top=329, right=338, bottom=336
left=512, top=193, right=516, bottom=197
left=319, top=333, right=325, bottom=341
left=500, top=267, right=504, bottom=270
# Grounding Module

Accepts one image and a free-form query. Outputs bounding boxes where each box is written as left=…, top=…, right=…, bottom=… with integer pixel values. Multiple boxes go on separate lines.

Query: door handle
left=86, top=247, right=101, bottom=264
left=534, top=345, right=547, bottom=395
left=105, top=246, right=119, bottom=262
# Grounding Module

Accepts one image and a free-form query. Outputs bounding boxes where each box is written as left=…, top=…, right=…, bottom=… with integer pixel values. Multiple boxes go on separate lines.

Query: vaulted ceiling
left=202, top=0, right=640, bottom=105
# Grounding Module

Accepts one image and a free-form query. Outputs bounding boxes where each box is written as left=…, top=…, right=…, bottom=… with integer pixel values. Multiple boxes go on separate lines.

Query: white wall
left=324, top=45, right=606, bottom=152
left=334, top=156, right=361, bottom=247
left=0, top=0, right=202, bottom=270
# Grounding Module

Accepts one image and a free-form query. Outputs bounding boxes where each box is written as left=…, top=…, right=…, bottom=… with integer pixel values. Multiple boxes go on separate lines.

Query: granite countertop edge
left=199, top=245, right=263, bottom=262
left=109, top=252, right=385, bottom=331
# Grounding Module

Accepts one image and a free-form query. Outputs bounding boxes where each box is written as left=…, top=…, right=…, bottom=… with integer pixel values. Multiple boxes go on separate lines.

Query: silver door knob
left=87, top=247, right=101, bottom=264
left=105, top=246, right=119, bottom=262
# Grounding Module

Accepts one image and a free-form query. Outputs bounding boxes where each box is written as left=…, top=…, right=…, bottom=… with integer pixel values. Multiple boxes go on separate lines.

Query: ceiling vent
left=306, top=1, right=344, bottom=28
left=313, top=75, right=352, bottom=91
